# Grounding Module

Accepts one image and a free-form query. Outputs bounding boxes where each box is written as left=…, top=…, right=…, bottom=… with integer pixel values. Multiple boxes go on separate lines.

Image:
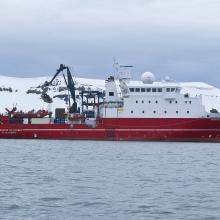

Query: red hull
left=1, top=118, right=220, bottom=142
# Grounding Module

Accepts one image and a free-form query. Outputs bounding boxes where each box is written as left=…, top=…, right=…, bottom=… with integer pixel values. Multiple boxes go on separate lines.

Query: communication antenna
left=113, top=59, right=133, bottom=80
left=113, top=59, right=119, bottom=76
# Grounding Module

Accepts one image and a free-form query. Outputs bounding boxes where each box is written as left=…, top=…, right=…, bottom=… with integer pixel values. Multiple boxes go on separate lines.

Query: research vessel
left=0, top=64, right=220, bottom=142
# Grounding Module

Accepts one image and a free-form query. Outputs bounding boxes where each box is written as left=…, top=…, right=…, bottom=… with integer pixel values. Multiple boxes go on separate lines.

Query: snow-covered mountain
left=0, top=75, right=105, bottom=114
left=1, top=74, right=220, bottom=115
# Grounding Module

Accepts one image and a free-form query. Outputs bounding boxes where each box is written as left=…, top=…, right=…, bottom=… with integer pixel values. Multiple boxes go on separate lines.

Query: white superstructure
left=102, top=73, right=220, bottom=119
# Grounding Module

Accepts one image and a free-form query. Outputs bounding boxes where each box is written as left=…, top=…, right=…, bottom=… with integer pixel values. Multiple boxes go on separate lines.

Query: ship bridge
left=127, top=81, right=181, bottom=96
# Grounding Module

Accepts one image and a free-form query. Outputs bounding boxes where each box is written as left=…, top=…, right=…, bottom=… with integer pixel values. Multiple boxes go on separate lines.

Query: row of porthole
left=131, top=110, right=190, bottom=114
left=135, top=100, right=161, bottom=104
left=136, top=100, right=192, bottom=104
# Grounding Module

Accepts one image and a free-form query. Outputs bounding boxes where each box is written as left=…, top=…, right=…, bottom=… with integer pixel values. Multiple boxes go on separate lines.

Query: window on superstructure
left=153, top=110, right=156, bottom=114
left=109, top=92, right=114, bottom=96
left=148, top=100, right=151, bottom=104
left=129, top=88, right=134, bottom=92
left=152, top=88, right=157, bottom=92
left=131, top=110, right=133, bottom=114
left=164, top=110, right=167, bottom=114
left=176, top=111, right=179, bottom=114
left=185, top=101, right=187, bottom=104
left=141, top=100, right=144, bottom=103
left=135, top=88, right=140, bottom=92
left=155, top=100, right=158, bottom=104
left=207, top=115, right=209, bottom=118
left=158, top=88, right=162, bottom=92
left=146, top=88, right=151, bottom=92
left=189, top=101, right=192, bottom=104
left=136, top=100, right=138, bottom=103
left=142, top=110, right=144, bottom=114
left=169, top=101, right=172, bottom=104
left=166, top=88, right=170, bottom=92
left=187, top=111, right=189, bottom=114
left=141, top=88, right=145, bottom=92
left=175, top=101, right=178, bottom=104
left=171, top=88, right=175, bottom=92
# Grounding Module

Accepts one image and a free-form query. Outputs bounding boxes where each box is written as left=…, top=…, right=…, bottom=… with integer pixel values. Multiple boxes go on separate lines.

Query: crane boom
left=42, top=64, right=78, bottom=113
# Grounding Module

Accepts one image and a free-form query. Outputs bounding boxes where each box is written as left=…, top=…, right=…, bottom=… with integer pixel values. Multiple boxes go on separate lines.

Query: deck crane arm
left=44, top=64, right=66, bottom=86
left=42, top=64, right=78, bottom=113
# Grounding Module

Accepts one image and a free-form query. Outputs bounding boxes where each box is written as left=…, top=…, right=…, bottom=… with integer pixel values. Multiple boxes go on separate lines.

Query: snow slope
left=0, top=74, right=220, bottom=115
left=0, top=75, right=105, bottom=114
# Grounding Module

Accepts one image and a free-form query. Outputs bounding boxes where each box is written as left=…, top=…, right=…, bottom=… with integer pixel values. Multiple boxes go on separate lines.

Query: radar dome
left=165, top=76, right=170, bottom=81
left=141, top=72, right=155, bottom=84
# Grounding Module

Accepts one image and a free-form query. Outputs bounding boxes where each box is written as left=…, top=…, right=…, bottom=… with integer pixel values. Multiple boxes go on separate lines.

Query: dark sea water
left=0, top=140, right=220, bottom=220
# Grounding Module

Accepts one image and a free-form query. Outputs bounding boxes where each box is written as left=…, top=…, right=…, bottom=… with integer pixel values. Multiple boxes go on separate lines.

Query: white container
left=31, top=118, right=51, bottom=124
left=23, top=118, right=29, bottom=124
left=85, top=118, right=96, bottom=128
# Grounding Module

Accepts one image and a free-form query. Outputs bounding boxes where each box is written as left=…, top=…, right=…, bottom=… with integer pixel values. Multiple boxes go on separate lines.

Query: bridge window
left=158, top=88, right=162, bottom=92
left=152, top=88, right=157, bottom=92
left=146, top=88, right=151, bottom=92
left=141, top=88, right=145, bottom=92
left=166, top=88, right=170, bottom=92
left=109, top=92, right=114, bottom=96
left=171, top=88, right=175, bottom=92
left=135, top=88, right=140, bottom=92
left=129, top=88, right=134, bottom=92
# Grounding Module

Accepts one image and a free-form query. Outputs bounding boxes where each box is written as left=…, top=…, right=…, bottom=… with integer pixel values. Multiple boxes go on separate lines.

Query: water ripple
left=40, top=197, right=65, bottom=202
left=0, top=140, right=220, bottom=219
left=7, top=204, right=21, bottom=210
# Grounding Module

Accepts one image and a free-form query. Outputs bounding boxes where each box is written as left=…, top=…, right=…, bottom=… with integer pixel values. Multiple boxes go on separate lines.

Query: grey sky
left=0, top=0, right=220, bottom=85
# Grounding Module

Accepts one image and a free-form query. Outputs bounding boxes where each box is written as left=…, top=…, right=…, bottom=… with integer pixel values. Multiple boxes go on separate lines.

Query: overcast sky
left=0, top=0, right=220, bottom=85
